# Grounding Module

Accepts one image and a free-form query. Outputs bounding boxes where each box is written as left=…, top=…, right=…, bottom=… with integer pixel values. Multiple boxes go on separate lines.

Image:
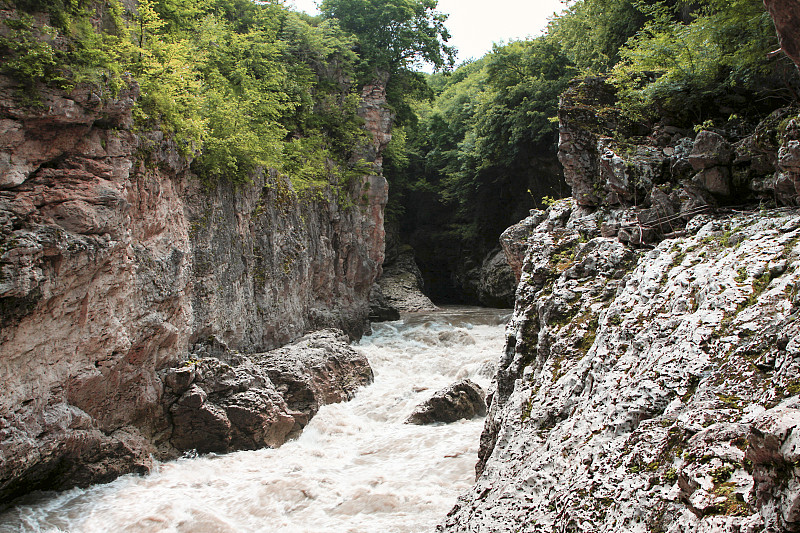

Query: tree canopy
left=319, top=0, right=456, bottom=75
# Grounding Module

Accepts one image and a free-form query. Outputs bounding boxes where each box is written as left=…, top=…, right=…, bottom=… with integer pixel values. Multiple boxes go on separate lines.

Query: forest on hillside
left=2, top=0, right=797, bottom=300
left=381, top=0, right=798, bottom=300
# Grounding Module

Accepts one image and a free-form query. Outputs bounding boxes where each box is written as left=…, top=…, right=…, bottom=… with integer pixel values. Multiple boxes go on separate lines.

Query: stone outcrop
left=374, top=248, right=437, bottom=314
left=407, top=379, right=486, bottom=425
left=441, top=70, right=800, bottom=532
left=500, top=212, right=545, bottom=281
left=557, top=77, right=800, bottom=244
left=441, top=202, right=800, bottom=532
left=0, top=65, right=390, bottom=502
left=254, top=329, right=374, bottom=424
left=458, top=249, right=518, bottom=308
left=163, top=330, right=372, bottom=454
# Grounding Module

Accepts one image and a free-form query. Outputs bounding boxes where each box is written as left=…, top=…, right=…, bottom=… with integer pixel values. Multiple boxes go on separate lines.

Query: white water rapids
left=0, top=307, right=510, bottom=533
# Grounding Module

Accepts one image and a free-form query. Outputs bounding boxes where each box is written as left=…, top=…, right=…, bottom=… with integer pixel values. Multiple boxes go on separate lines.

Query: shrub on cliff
left=612, top=0, right=796, bottom=124
left=0, top=0, right=376, bottom=190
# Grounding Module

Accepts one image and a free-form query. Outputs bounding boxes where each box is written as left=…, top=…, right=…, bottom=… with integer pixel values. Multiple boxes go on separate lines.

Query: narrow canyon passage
left=0, top=307, right=510, bottom=533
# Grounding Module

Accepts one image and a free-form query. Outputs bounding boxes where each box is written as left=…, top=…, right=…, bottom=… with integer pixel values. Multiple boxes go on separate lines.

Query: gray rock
left=254, top=329, right=374, bottom=424
left=501, top=211, right=547, bottom=281
left=165, top=358, right=295, bottom=453
left=377, top=249, right=437, bottom=313
left=406, top=380, right=486, bottom=425
left=164, top=329, right=373, bottom=454
left=477, top=249, right=517, bottom=308
left=368, top=283, right=400, bottom=322
left=440, top=208, right=800, bottom=533
left=692, top=166, right=732, bottom=196
left=689, top=130, right=734, bottom=170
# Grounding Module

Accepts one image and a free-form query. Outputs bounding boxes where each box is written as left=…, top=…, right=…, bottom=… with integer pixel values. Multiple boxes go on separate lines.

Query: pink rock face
left=764, top=0, right=800, bottom=71
left=0, top=72, right=391, bottom=501
left=0, top=77, right=194, bottom=500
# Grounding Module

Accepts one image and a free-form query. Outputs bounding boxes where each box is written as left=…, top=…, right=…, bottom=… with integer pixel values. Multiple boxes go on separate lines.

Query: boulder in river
left=406, top=380, right=486, bottom=425
left=254, top=329, right=375, bottom=424
left=164, top=329, right=373, bottom=454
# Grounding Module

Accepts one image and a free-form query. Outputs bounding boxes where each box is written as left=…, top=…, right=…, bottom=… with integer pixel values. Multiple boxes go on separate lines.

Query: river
left=0, top=307, right=510, bottom=533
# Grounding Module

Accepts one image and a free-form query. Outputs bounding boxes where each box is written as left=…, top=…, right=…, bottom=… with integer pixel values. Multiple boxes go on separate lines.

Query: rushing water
left=0, top=307, right=510, bottom=533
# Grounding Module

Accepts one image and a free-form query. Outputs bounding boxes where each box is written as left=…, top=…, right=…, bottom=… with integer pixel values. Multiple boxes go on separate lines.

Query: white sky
left=288, top=0, right=569, bottom=67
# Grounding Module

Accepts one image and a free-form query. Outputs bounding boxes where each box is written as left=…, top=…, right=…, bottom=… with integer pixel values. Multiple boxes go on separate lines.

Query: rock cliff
left=0, top=70, right=389, bottom=503
left=440, top=76, right=800, bottom=531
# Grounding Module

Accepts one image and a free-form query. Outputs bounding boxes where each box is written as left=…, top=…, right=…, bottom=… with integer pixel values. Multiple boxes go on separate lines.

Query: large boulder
left=163, top=329, right=373, bottom=454
left=368, top=283, right=400, bottom=322
left=165, top=358, right=296, bottom=454
left=254, top=329, right=374, bottom=425
left=688, top=130, right=734, bottom=170
left=406, top=380, right=487, bottom=425
left=377, top=249, right=437, bottom=313
left=477, top=249, right=517, bottom=308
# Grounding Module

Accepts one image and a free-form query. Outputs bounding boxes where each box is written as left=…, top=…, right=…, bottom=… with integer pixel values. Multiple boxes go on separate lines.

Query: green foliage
left=319, top=0, right=455, bottom=74
left=384, top=35, right=573, bottom=263
left=0, top=0, right=130, bottom=102
left=0, top=14, right=64, bottom=98
left=612, top=0, right=787, bottom=122
left=548, top=0, right=646, bottom=73
left=3, top=0, right=377, bottom=190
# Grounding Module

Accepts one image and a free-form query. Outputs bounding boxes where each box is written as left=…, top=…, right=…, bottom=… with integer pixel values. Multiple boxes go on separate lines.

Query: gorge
left=3, top=0, right=800, bottom=532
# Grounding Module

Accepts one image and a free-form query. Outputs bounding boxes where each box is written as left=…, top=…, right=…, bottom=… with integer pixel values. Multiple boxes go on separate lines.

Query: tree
left=319, top=0, right=456, bottom=75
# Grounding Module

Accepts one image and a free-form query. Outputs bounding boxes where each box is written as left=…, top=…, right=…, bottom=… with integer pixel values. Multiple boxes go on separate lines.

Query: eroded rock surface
left=441, top=203, right=800, bottom=532
left=0, top=67, right=390, bottom=502
left=163, top=330, right=373, bottom=454
left=254, top=329, right=374, bottom=425
left=376, top=249, right=437, bottom=313
left=407, top=379, right=487, bottom=425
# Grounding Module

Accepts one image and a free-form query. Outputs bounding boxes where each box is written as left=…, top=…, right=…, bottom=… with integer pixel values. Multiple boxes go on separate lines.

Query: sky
left=287, top=0, right=569, bottom=68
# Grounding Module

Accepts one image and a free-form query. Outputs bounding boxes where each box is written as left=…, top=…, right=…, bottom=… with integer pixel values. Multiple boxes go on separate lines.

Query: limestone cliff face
left=442, top=202, right=800, bottom=532
left=440, top=77, right=800, bottom=532
left=0, top=75, right=388, bottom=502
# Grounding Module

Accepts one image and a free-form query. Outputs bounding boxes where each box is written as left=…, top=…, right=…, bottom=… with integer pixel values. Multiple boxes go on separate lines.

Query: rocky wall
left=0, top=72, right=389, bottom=503
left=441, top=65, right=800, bottom=533
left=441, top=200, right=800, bottom=532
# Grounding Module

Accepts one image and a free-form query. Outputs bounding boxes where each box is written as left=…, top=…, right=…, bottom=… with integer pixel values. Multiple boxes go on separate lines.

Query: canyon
left=3, top=2, right=800, bottom=532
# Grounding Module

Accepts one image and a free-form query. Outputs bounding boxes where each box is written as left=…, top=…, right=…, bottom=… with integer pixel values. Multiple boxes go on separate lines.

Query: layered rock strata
left=0, top=72, right=389, bottom=503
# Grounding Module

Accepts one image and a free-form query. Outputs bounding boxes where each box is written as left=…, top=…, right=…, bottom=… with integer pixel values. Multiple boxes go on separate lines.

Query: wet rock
left=255, top=329, right=374, bottom=424
left=163, top=329, right=373, bottom=453
left=368, top=283, right=400, bottom=322
left=165, top=358, right=296, bottom=453
left=406, top=380, right=486, bottom=425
